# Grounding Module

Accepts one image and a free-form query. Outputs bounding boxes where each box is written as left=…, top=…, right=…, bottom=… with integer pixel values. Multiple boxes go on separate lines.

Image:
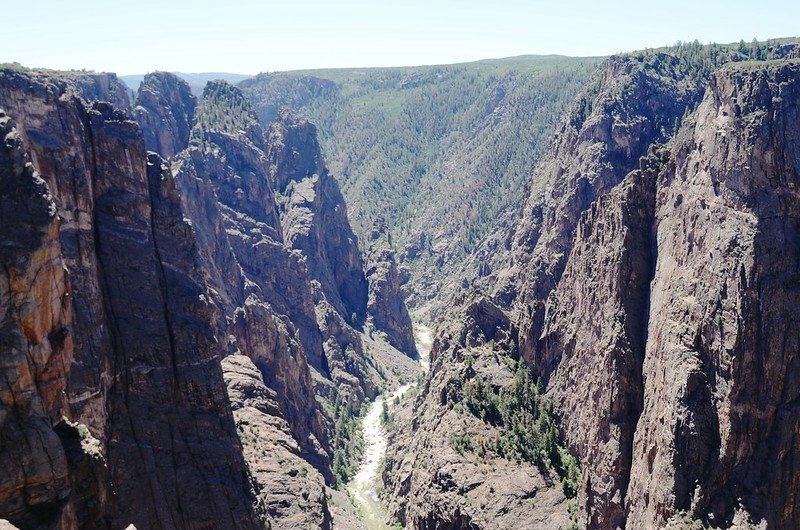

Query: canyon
left=1, top=38, right=799, bottom=530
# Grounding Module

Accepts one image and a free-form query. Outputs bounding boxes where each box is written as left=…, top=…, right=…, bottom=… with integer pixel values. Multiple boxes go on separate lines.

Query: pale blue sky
left=3, top=0, right=798, bottom=75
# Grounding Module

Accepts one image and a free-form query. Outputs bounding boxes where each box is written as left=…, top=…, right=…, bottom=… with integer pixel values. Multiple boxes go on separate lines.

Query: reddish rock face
left=0, top=65, right=415, bottom=529
left=0, top=109, right=73, bottom=528
left=386, top=49, right=800, bottom=530
left=0, top=71, right=260, bottom=529
left=266, top=109, right=369, bottom=327
left=531, top=60, right=800, bottom=529
left=512, top=53, right=707, bottom=376
left=626, top=61, right=800, bottom=528
left=539, top=149, right=662, bottom=529
left=3, top=46, right=798, bottom=530
left=477, top=52, right=800, bottom=529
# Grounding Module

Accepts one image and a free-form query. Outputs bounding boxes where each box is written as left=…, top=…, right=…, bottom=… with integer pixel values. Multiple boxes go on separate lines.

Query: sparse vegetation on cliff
left=454, top=353, right=580, bottom=498
left=193, top=79, right=262, bottom=139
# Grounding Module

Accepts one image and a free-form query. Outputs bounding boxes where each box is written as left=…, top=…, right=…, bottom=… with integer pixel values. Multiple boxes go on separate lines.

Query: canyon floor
left=346, top=324, right=432, bottom=529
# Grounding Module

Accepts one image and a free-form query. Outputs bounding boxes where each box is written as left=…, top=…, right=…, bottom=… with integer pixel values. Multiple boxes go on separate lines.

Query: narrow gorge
left=1, top=36, right=799, bottom=530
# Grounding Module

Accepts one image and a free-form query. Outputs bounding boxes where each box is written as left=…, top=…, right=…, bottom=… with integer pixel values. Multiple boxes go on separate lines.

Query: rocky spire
left=364, top=216, right=417, bottom=356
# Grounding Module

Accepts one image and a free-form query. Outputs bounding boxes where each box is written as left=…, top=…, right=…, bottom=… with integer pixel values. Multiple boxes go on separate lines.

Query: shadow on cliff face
left=0, top=67, right=418, bottom=530
left=382, top=42, right=800, bottom=530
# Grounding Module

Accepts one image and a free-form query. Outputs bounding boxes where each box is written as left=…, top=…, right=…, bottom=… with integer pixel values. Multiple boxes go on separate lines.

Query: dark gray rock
left=134, top=72, right=196, bottom=158
left=364, top=217, right=417, bottom=356
left=0, top=71, right=261, bottom=529
left=266, top=109, right=369, bottom=326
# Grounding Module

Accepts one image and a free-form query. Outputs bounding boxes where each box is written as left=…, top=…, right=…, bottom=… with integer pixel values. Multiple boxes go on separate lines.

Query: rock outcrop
left=383, top=294, right=574, bottom=530
left=511, top=52, right=705, bottom=370
left=185, top=81, right=381, bottom=407
left=0, top=66, right=400, bottom=530
left=0, top=64, right=399, bottom=528
left=539, top=149, right=663, bottom=528
left=173, top=83, right=334, bottom=477
left=0, top=70, right=261, bottom=529
left=156, top=79, right=380, bottom=526
left=364, top=217, right=417, bottom=356
left=0, top=63, right=417, bottom=528
left=528, top=51, right=800, bottom=530
left=0, top=109, right=74, bottom=528
left=386, top=45, right=800, bottom=530
left=624, top=60, right=800, bottom=529
left=136, top=77, right=410, bottom=527
left=133, top=72, right=197, bottom=158
left=223, top=354, right=332, bottom=528
left=266, top=109, right=369, bottom=326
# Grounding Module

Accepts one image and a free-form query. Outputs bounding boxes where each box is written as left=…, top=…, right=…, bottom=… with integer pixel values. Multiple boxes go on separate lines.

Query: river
left=347, top=324, right=432, bottom=529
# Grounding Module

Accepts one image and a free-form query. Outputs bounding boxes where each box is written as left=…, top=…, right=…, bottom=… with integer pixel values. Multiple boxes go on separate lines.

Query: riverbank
left=346, top=324, right=433, bottom=529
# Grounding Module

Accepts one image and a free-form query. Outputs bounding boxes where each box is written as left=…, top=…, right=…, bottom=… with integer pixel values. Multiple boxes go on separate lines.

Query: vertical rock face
left=0, top=71, right=260, bottom=529
left=140, top=79, right=406, bottom=527
left=134, top=72, right=197, bottom=158
left=162, top=80, right=344, bottom=528
left=626, top=61, right=800, bottom=528
left=0, top=66, right=411, bottom=529
left=538, top=149, right=663, bottom=528
left=266, top=109, right=369, bottom=326
left=434, top=59, right=714, bottom=528
left=511, top=55, right=800, bottom=529
left=0, top=70, right=135, bottom=439
left=259, top=106, right=383, bottom=413
left=527, top=57, right=800, bottom=529
left=364, top=217, right=417, bottom=356
left=183, top=81, right=378, bottom=410
left=0, top=109, right=73, bottom=528
left=138, top=152, right=260, bottom=529
left=388, top=46, right=800, bottom=530
left=172, top=127, right=333, bottom=478
left=511, top=53, right=706, bottom=374
left=63, top=72, right=131, bottom=112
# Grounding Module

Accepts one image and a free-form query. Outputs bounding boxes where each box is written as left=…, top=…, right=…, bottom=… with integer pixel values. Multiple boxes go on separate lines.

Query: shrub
left=457, top=352, right=580, bottom=498
left=330, top=394, right=365, bottom=487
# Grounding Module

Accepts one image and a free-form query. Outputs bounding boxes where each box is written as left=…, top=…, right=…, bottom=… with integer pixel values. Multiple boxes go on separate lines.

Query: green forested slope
left=239, top=55, right=602, bottom=313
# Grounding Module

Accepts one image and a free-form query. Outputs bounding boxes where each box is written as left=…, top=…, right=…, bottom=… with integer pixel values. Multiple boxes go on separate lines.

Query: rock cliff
left=134, top=71, right=196, bottom=158
left=0, top=109, right=75, bottom=528
left=364, top=217, right=417, bottom=356
left=266, top=109, right=369, bottom=326
left=154, top=77, right=418, bottom=528
left=0, top=68, right=415, bottom=529
left=3, top=42, right=799, bottom=530
left=383, top=294, right=574, bottom=529
left=539, top=148, right=663, bottom=528
left=0, top=69, right=260, bottom=529
left=530, top=49, right=800, bottom=530
left=149, top=78, right=391, bottom=526
left=386, top=44, right=800, bottom=529
left=624, top=59, right=800, bottom=528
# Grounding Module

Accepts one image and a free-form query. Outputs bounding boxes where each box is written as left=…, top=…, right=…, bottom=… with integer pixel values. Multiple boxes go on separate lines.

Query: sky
left=3, top=0, right=799, bottom=75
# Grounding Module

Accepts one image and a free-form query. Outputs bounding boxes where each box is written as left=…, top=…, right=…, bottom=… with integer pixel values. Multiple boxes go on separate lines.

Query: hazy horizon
left=4, top=0, right=799, bottom=76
